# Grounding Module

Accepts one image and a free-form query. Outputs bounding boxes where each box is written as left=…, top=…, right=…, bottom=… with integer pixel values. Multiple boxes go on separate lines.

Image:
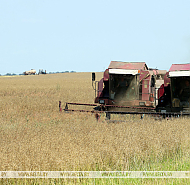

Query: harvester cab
left=157, top=63, right=190, bottom=113
left=108, top=70, right=140, bottom=105
left=169, top=64, right=190, bottom=112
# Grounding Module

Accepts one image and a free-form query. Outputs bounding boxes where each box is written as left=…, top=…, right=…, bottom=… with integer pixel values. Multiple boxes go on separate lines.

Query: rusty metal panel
left=140, top=71, right=150, bottom=81
left=97, top=78, right=104, bottom=97
left=142, top=79, right=150, bottom=101
left=108, top=61, right=148, bottom=70
left=169, top=63, right=190, bottom=71
left=140, top=71, right=151, bottom=101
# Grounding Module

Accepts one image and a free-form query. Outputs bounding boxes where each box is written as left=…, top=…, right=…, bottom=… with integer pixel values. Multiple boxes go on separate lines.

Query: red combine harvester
left=157, top=63, right=190, bottom=113
left=92, top=61, right=166, bottom=111
left=61, top=61, right=190, bottom=119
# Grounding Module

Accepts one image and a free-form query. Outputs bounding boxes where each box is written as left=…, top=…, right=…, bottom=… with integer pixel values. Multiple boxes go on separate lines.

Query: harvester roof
left=169, top=63, right=190, bottom=77
left=169, top=63, right=190, bottom=72
left=108, top=61, right=148, bottom=70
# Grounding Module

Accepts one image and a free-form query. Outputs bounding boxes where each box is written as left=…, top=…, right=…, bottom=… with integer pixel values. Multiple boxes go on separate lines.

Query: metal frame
left=59, top=101, right=190, bottom=121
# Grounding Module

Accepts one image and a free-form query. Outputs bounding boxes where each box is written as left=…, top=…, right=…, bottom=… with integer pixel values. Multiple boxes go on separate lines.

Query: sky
left=0, top=0, right=190, bottom=74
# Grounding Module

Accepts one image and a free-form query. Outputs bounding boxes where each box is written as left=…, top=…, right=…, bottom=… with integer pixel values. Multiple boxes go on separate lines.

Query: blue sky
left=0, top=0, right=190, bottom=74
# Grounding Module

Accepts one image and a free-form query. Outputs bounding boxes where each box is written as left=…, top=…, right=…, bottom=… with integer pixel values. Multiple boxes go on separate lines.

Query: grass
left=0, top=73, right=190, bottom=184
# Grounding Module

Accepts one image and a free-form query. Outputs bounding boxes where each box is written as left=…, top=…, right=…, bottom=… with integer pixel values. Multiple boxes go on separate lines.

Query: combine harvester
left=156, top=63, right=190, bottom=114
left=61, top=61, right=190, bottom=119
left=93, top=61, right=165, bottom=111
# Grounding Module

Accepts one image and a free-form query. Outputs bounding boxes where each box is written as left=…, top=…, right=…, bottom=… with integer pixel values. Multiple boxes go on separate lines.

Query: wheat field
left=0, top=73, right=190, bottom=184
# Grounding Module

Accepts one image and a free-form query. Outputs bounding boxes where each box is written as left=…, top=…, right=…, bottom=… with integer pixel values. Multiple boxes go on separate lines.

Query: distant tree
left=6, top=73, right=11, bottom=76
left=65, top=71, right=69, bottom=73
left=70, top=71, right=76, bottom=73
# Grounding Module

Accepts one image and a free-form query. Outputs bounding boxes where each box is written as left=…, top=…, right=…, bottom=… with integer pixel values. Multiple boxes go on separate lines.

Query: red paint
left=158, top=84, right=165, bottom=99
left=140, top=71, right=151, bottom=100
left=169, top=63, right=190, bottom=71
left=98, top=78, right=104, bottom=97
left=108, top=61, right=148, bottom=70
left=103, top=69, right=109, bottom=81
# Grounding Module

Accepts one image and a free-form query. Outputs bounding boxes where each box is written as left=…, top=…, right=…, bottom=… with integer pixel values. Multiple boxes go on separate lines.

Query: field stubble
left=0, top=73, right=190, bottom=184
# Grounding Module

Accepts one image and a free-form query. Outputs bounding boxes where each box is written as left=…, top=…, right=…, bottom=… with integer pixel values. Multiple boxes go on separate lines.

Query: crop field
left=0, top=73, right=190, bottom=184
